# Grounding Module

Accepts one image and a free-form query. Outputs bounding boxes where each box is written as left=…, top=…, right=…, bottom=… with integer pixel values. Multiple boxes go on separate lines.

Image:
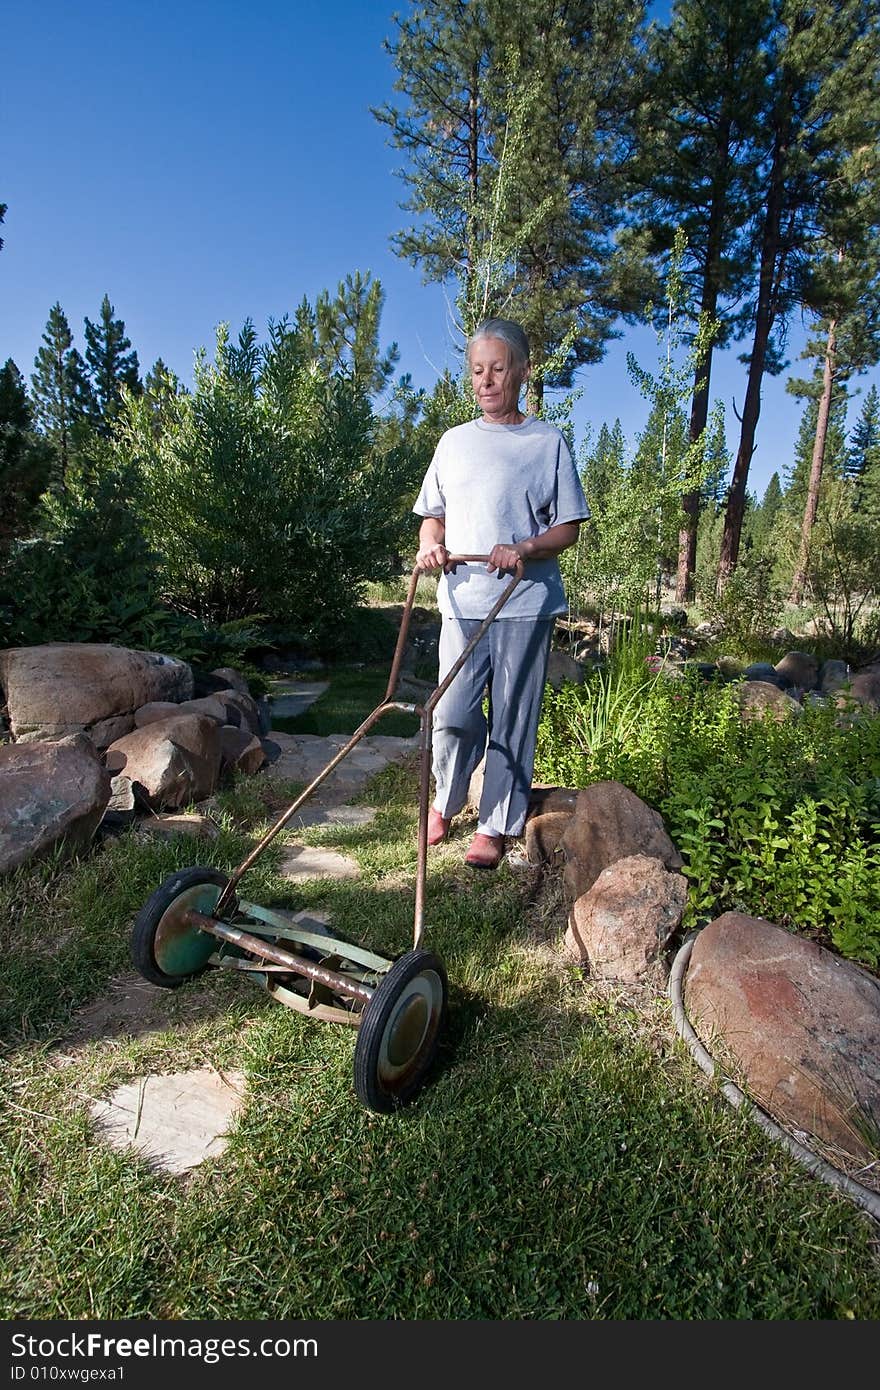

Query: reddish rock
left=215, top=689, right=262, bottom=736
left=89, top=714, right=136, bottom=749
left=846, top=672, right=880, bottom=711
left=564, top=854, right=688, bottom=982
left=561, top=781, right=682, bottom=901
left=105, top=714, right=221, bottom=809
left=220, top=726, right=267, bottom=775
left=134, top=702, right=181, bottom=728
left=684, top=912, right=880, bottom=1161
left=0, top=644, right=193, bottom=742
left=0, top=735, right=111, bottom=873
left=178, top=695, right=236, bottom=724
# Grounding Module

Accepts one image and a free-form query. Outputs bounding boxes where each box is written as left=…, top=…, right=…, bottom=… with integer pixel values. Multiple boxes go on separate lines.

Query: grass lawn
left=1, top=758, right=879, bottom=1320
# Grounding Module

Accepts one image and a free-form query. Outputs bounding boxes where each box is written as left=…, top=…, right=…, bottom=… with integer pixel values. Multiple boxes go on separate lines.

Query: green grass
left=1, top=761, right=879, bottom=1320
left=272, top=664, right=421, bottom=738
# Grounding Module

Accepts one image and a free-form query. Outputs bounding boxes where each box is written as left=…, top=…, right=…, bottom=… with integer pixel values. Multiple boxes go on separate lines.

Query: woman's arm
left=487, top=521, right=582, bottom=574
left=415, top=516, right=449, bottom=572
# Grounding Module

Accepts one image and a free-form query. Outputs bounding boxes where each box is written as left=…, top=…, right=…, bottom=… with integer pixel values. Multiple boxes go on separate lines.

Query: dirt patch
left=53, top=970, right=232, bottom=1060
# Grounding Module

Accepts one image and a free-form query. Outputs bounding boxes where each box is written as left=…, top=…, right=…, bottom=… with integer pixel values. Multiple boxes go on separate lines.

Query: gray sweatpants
left=431, top=616, right=554, bottom=838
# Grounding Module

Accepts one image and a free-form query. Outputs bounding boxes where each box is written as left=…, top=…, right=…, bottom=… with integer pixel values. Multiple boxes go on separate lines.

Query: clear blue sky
left=4, top=0, right=878, bottom=502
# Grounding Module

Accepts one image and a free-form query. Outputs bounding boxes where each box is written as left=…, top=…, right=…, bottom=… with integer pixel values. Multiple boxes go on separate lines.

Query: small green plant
left=537, top=660, right=880, bottom=966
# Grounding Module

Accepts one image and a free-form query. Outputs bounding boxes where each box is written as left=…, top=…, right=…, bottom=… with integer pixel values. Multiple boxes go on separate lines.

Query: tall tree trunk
left=675, top=122, right=730, bottom=605
left=717, top=125, right=789, bottom=588
left=789, top=317, right=837, bottom=605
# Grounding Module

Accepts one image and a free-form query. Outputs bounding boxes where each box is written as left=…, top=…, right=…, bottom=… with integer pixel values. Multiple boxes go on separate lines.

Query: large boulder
left=219, top=726, right=267, bottom=776
left=565, top=854, right=688, bottom=983
left=818, top=659, right=850, bottom=694
left=684, top=912, right=880, bottom=1161
left=0, top=644, right=193, bottom=743
left=736, top=680, right=803, bottom=721
left=774, top=650, right=819, bottom=691
left=0, top=735, right=111, bottom=873
left=560, top=781, right=683, bottom=901
left=845, top=671, right=880, bottom=712
left=104, top=714, right=222, bottom=809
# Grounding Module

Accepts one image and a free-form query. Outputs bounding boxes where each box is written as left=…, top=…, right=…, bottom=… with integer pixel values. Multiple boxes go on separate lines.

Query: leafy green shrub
left=0, top=451, right=159, bottom=648
left=696, top=552, right=784, bottom=650
left=118, top=323, right=423, bottom=645
left=536, top=670, right=880, bottom=967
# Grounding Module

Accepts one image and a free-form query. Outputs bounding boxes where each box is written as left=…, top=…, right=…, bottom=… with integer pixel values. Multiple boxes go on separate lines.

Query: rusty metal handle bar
left=214, top=554, right=524, bottom=926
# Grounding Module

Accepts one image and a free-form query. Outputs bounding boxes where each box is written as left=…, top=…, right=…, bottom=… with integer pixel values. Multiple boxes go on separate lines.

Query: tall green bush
left=118, top=323, right=423, bottom=643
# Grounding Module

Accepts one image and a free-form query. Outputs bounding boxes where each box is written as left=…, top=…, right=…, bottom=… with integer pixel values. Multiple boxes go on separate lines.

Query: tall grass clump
left=536, top=657, right=880, bottom=968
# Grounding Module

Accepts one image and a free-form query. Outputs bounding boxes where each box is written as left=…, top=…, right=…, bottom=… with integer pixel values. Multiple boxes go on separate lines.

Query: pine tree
left=848, top=384, right=880, bottom=514
left=315, top=271, right=400, bottom=396
left=375, top=0, right=648, bottom=404
left=0, top=359, right=54, bottom=545
left=718, top=0, right=880, bottom=585
left=749, top=470, right=784, bottom=554
left=632, top=0, right=771, bottom=600
left=0, top=201, right=6, bottom=252
left=30, top=303, right=92, bottom=485
left=83, top=293, right=141, bottom=433
left=582, top=420, right=626, bottom=517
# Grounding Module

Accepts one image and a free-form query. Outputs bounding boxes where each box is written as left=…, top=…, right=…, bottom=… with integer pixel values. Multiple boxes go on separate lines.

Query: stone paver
left=266, top=680, right=328, bottom=720
left=90, top=1069, right=246, bottom=1175
left=277, top=844, right=361, bottom=881
left=286, top=804, right=377, bottom=830
left=268, top=731, right=418, bottom=804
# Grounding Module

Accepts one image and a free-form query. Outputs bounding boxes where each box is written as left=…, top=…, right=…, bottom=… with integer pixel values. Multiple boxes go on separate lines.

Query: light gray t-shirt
left=413, top=415, right=590, bottom=619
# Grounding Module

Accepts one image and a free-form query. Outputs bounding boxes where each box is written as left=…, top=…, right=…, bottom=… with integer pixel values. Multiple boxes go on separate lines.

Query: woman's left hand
left=486, top=543, right=523, bottom=575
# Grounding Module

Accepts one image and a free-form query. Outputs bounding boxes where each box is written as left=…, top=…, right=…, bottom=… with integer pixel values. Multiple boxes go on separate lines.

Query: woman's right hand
left=415, top=542, right=450, bottom=573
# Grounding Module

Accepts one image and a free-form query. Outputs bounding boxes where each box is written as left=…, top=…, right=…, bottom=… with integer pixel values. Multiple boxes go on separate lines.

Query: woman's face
left=469, top=336, right=530, bottom=424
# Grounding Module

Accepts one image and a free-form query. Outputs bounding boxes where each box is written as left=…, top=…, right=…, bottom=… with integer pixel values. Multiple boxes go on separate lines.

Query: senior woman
left=413, top=317, right=589, bottom=869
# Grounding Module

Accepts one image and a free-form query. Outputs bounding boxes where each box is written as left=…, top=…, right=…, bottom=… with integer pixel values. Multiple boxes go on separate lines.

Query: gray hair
left=467, top=318, right=530, bottom=371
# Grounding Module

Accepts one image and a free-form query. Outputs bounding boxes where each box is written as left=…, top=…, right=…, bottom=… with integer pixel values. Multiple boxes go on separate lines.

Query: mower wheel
left=131, top=866, right=229, bottom=988
left=353, top=949, right=447, bottom=1112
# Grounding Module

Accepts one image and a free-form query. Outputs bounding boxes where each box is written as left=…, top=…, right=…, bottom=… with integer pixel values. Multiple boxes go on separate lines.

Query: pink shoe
left=427, top=807, right=451, bottom=846
left=465, top=833, right=505, bottom=870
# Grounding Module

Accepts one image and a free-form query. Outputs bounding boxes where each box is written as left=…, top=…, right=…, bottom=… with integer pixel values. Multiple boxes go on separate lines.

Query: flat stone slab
left=90, top=1069, right=246, bottom=1175
left=267, top=681, right=328, bottom=720
left=135, top=812, right=220, bottom=840
left=286, top=804, right=377, bottom=830
left=277, top=844, right=361, bottom=881
left=267, top=732, right=418, bottom=801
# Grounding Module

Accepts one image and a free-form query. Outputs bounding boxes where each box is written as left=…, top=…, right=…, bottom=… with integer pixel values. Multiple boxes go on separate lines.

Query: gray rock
left=0, top=644, right=193, bottom=742
left=565, top=854, right=688, bottom=983
left=741, top=662, right=788, bottom=688
left=105, top=714, right=222, bottom=809
left=0, top=734, right=111, bottom=874
left=818, top=659, right=850, bottom=694
left=219, top=725, right=267, bottom=775
left=546, top=651, right=585, bottom=690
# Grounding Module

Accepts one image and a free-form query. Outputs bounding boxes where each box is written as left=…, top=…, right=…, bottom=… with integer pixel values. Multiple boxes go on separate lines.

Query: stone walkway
left=89, top=679, right=420, bottom=1174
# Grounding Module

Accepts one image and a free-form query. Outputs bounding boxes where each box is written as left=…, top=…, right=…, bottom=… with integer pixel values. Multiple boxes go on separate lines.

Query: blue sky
left=3, top=0, right=877, bottom=502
